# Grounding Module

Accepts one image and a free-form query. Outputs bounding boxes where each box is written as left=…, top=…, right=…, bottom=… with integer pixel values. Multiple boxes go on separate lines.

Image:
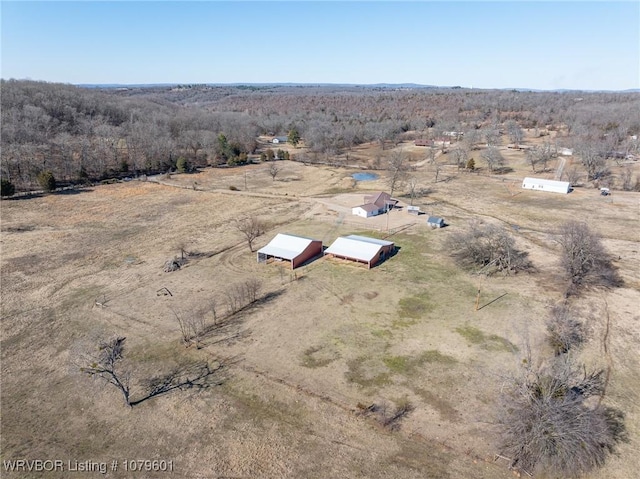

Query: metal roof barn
left=522, top=177, right=571, bottom=194
left=324, top=235, right=395, bottom=269
left=257, top=233, right=323, bottom=269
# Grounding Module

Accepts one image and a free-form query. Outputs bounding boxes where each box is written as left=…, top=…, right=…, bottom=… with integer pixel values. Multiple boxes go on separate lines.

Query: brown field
left=1, top=139, right=639, bottom=478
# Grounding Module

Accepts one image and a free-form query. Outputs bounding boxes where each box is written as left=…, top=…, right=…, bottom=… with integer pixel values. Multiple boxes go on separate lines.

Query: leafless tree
left=497, top=355, right=626, bottom=477
left=546, top=305, right=585, bottom=355
left=171, top=308, right=192, bottom=346
left=243, top=278, right=262, bottom=303
left=526, top=141, right=554, bottom=173
left=386, top=150, right=410, bottom=197
left=483, top=128, right=501, bottom=147
left=556, top=221, right=621, bottom=291
left=450, top=145, right=468, bottom=168
left=171, top=307, right=208, bottom=349
left=481, top=146, right=505, bottom=173
left=406, top=176, right=419, bottom=205
left=620, top=166, right=633, bottom=191
left=235, top=216, right=265, bottom=252
left=268, top=161, right=281, bottom=181
left=80, top=336, right=131, bottom=407
left=506, top=120, right=524, bottom=147
left=577, top=142, right=609, bottom=181
left=446, top=220, right=531, bottom=275
left=563, top=166, right=582, bottom=186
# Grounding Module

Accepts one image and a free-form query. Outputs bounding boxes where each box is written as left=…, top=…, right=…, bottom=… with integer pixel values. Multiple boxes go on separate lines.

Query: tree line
left=2, top=80, right=639, bottom=194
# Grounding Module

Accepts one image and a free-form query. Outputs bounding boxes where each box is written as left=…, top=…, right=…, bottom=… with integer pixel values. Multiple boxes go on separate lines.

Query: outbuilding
left=324, top=235, right=395, bottom=269
left=257, top=233, right=323, bottom=269
left=271, top=136, right=288, bottom=144
left=427, top=216, right=445, bottom=228
left=522, top=177, right=571, bottom=194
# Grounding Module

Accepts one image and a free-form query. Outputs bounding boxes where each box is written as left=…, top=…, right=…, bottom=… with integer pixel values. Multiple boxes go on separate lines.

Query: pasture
left=1, top=141, right=638, bottom=478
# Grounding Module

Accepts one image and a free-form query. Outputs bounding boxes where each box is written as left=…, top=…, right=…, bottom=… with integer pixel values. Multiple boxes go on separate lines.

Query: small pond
left=351, top=172, right=379, bottom=181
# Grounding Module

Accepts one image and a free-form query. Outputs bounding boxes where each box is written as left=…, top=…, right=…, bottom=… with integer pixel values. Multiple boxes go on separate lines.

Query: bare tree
left=81, top=337, right=131, bottom=407
left=483, top=128, right=501, bottom=147
left=171, top=308, right=208, bottom=349
left=235, top=216, right=265, bottom=252
left=243, top=277, right=262, bottom=303
left=450, top=145, right=469, bottom=168
left=563, top=166, right=582, bottom=186
left=406, top=176, right=419, bottom=205
left=481, top=146, right=505, bottom=173
left=267, top=161, right=281, bottom=181
left=546, top=305, right=585, bottom=355
left=620, top=166, right=633, bottom=191
left=171, top=308, right=192, bottom=346
left=497, top=356, right=626, bottom=477
left=556, top=221, right=620, bottom=291
left=526, top=142, right=554, bottom=173
left=386, top=149, right=410, bottom=197
left=577, top=142, right=609, bottom=181
left=505, top=120, right=524, bottom=147
left=446, top=220, right=531, bottom=275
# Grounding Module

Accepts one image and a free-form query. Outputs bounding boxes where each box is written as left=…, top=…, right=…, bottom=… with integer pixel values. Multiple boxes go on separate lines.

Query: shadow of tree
left=130, top=361, right=224, bottom=406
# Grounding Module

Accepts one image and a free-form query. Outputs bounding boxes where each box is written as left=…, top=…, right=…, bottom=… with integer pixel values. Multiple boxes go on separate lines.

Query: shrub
left=556, top=221, right=622, bottom=291
left=37, top=170, right=57, bottom=192
left=176, top=156, right=188, bottom=173
left=446, top=220, right=531, bottom=275
left=497, top=357, right=627, bottom=477
left=1, top=178, right=16, bottom=197
left=546, top=305, right=584, bottom=355
left=466, top=158, right=475, bottom=170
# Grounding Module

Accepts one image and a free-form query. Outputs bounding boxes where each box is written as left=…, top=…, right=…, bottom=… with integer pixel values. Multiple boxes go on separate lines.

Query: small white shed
left=522, top=177, right=571, bottom=194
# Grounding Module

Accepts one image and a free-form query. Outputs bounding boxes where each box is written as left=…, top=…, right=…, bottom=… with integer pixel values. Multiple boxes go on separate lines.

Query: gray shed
left=427, top=216, right=445, bottom=228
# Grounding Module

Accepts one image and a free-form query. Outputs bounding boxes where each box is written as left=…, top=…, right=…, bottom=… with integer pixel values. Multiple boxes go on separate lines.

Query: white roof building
left=324, top=235, right=395, bottom=269
left=522, top=177, right=571, bottom=194
left=257, top=233, right=323, bottom=269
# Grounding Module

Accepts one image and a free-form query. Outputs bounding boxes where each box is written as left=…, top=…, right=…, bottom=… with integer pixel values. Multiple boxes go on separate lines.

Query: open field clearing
left=1, top=153, right=639, bottom=478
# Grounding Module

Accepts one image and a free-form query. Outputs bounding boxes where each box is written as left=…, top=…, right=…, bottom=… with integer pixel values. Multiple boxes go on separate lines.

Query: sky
left=1, top=1, right=639, bottom=91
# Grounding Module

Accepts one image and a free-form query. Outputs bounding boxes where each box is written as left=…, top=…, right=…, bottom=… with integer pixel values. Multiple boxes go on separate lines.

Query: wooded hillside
left=2, top=80, right=639, bottom=193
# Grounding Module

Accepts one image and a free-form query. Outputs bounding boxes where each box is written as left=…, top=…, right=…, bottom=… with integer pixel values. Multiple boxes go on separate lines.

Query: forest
left=1, top=79, right=639, bottom=193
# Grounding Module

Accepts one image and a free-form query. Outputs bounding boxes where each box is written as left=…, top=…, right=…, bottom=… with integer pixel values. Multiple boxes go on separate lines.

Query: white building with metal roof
left=522, top=177, right=571, bottom=194
left=257, top=233, right=323, bottom=269
left=324, top=235, right=395, bottom=269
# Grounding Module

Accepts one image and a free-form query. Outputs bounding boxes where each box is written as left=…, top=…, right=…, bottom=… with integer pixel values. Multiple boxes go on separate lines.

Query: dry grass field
left=1, top=139, right=639, bottom=478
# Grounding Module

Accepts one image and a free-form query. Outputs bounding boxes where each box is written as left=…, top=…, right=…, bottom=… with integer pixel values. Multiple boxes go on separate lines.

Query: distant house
left=257, top=233, right=323, bottom=269
left=558, top=147, right=573, bottom=156
left=414, top=139, right=432, bottom=147
left=522, top=177, right=571, bottom=194
left=324, top=235, right=395, bottom=269
left=351, top=191, right=397, bottom=218
left=427, top=216, right=445, bottom=228
left=271, top=136, right=289, bottom=144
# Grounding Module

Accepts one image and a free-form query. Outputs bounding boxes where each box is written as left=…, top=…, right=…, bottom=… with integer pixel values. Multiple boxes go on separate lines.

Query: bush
left=446, top=220, right=531, bottom=275
left=497, top=357, right=627, bottom=477
left=546, top=305, right=585, bottom=355
left=37, top=171, right=57, bottom=192
left=556, top=221, right=622, bottom=292
left=176, top=156, right=189, bottom=173
left=466, top=158, right=475, bottom=170
left=1, top=178, right=16, bottom=197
